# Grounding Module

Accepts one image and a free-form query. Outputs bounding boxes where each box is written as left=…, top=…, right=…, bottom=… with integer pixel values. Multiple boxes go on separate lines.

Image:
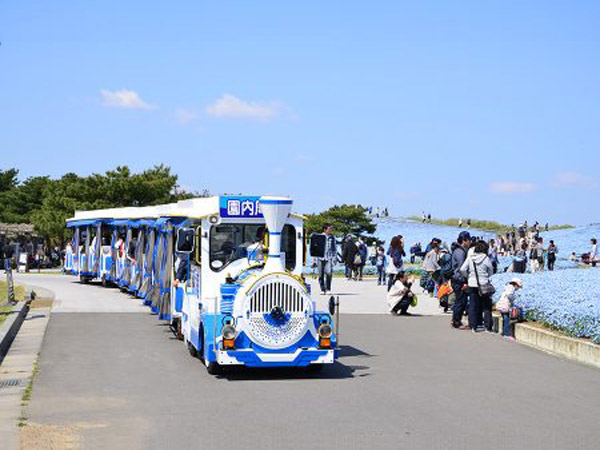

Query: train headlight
left=318, top=323, right=333, bottom=349
left=318, top=323, right=332, bottom=339
left=222, top=324, right=236, bottom=349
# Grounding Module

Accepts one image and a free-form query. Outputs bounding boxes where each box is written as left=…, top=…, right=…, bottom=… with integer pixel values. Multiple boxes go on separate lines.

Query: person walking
left=590, top=238, right=598, bottom=267
left=421, top=239, right=441, bottom=295
left=375, top=247, right=387, bottom=286
left=356, top=237, right=368, bottom=281
left=536, top=237, right=545, bottom=272
left=450, top=231, right=471, bottom=329
left=2, top=241, right=14, bottom=272
left=386, top=235, right=405, bottom=290
left=529, top=240, right=540, bottom=273
left=547, top=240, right=558, bottom=271
left=460, top=240, right=495, bottom=332
left=341, top=235, right=358, bottom=280
left=317, top=224, right=337, bottom=294
left=489, top=238, right=499, bottom=274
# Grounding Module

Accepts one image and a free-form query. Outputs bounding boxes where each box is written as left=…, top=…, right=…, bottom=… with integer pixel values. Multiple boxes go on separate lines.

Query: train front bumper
left=215, top=347, right=337, bottom=367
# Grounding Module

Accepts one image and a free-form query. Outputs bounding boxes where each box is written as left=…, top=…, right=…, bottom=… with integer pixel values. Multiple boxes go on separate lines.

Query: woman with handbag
left=386, top=235, right=405, bottom=291
left=460, top=240, right=495, bottom=332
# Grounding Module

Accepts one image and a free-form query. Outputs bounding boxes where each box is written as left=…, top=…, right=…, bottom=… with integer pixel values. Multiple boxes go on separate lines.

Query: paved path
left=16, top=272, right=443, bottom=316
left=15, top=274, right=600, bottom=449
left=15, top=273, right=147, bottom=313
left=0, top=305, right=51, bottom=450
left=311, top=276, right=443, bottom=316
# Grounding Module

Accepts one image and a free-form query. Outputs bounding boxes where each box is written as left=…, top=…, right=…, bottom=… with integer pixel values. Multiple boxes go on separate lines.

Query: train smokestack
left=260, top=196, right=293, bottom=274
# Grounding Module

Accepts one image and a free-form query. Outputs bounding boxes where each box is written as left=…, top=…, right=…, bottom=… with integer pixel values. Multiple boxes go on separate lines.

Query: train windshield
left=210, top=224, right=296, bottom=271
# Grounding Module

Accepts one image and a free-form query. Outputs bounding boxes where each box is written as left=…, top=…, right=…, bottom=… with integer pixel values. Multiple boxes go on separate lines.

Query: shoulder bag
left=473, top=258, right=496, bottom=297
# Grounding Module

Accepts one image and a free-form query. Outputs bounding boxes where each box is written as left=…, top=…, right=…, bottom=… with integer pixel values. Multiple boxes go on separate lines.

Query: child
left=437, top=280, right=453, bottom=313
left=375, top=247, right=386, bottom=286
left=495, top=278, right=523, bottom=340
left=387, top=271, right=415, bottom=316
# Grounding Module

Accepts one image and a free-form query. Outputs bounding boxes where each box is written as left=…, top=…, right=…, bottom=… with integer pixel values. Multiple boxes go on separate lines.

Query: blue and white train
left=65, top=195, right=339, bottom=374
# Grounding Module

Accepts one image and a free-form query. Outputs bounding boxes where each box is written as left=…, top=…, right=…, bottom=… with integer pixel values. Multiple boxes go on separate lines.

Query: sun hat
left=510, top=278, right=523, bottom=288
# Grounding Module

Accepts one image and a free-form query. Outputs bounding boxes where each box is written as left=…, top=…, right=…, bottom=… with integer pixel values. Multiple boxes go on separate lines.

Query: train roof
left=66, top=196, right=303, bottom=225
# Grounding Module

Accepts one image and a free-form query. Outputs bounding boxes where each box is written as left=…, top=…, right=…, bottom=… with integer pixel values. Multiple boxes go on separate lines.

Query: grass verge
left=407, top=216, right=574, bottom=234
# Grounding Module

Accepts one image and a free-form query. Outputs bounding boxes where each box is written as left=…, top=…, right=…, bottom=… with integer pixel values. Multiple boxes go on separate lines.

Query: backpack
left=439, top=252, right=453, bottom=278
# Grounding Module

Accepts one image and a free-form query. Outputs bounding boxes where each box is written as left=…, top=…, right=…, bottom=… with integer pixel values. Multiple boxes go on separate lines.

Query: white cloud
left=489, top=181, right=536, bottom=194
left=552, top=171, right=598, bottom=189
left=205, top=94, right=290, bottom=121
left=174, top=108, right=198, bottom=125
left=100, top=89, right=156, bottom=110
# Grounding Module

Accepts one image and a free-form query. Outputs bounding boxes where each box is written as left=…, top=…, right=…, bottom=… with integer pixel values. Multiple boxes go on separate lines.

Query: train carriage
left=66, top=194, right=339, bottom=374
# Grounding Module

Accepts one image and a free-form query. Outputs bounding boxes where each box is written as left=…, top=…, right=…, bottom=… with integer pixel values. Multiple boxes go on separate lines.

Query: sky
left=1, top=1, right=599, bottom=225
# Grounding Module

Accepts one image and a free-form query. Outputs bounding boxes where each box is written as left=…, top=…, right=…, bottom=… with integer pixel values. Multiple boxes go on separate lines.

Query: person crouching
left=495, top=278, right=523, bottom=340
left=387, top=271, right=415, bottom=316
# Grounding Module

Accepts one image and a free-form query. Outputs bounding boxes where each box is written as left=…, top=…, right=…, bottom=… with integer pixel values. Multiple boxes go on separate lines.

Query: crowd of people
left=384, top=230, right=525, bottom=335
left=313, top=219, right=598, bottom=337
left=0, top=239, right=61, bottom=272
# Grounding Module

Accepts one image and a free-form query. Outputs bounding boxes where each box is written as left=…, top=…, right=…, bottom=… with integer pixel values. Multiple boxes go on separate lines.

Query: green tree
left=305, top=204, right=376, bottom=237
left=0, top=176, right=52, bottom=223
left=29, top=165, right=203, bottom=246
left=0, top=168, right=19, bottom=192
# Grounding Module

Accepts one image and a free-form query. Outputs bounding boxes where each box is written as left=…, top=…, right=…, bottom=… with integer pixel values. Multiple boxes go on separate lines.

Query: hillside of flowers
left=372, top=217, right=494, bottom=248
left=541, top=223, right=600, bottom=255
left=491, top=269, right=600, bottom=344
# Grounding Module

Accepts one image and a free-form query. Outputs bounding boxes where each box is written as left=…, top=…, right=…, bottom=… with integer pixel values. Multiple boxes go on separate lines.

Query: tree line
left=0, top=165, right=205, bottom=246
left=0, top=165, right=376, bottom=247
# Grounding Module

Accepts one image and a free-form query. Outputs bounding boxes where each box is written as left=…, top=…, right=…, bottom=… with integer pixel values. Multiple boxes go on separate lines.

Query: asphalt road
left=21, top=275, right=600, bottom=449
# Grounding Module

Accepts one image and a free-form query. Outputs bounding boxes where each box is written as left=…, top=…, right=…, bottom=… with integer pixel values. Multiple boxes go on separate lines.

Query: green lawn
left=0, top=280, right=25, bottom=325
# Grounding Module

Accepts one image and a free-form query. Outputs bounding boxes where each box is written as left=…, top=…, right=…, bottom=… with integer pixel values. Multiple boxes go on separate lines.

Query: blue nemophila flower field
left=541, top=224, right=600, bottom=256
left=492, top=269, right=600, bottom=344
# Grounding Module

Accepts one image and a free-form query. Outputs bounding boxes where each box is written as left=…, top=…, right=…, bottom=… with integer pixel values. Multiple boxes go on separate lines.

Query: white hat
left=510, top=278, right=523, bottom=288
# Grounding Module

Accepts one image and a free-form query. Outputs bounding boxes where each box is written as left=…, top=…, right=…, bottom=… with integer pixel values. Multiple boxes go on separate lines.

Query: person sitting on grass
left=495, top=277, right=523, bottom=341
left=387, top=271, right=415, bottom=316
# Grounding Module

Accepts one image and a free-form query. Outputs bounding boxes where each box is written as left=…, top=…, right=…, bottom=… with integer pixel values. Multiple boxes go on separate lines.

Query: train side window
left=281, top=224, right=296, bottom=271
left=194, top=226, right=202, bottom=265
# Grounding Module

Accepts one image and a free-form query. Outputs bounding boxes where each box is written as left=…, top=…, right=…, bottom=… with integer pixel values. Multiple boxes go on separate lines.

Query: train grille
left=249, top=282, right=306, bottom=313
left=243, top=276, right=311, bottom=349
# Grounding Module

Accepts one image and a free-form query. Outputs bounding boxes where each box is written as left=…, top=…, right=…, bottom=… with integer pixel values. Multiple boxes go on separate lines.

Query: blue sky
left=1, top=1, right=599, bottom=225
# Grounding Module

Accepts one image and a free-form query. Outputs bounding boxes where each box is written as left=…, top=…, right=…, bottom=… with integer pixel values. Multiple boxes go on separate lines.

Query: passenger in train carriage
left=174, top=252, right=189, bottom=287
left=115, top=233, right=125, bottom=258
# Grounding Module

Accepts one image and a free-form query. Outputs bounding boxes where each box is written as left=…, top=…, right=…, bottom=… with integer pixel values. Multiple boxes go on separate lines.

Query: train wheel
left=307, top=364, right=324, bottom=374
left=198, top=326, right=221, bottom=375
left=206, top=362, right=221, bottom=375
left=79, top=275, right=89, bottom=284
left=187, top=340, right=198, bottom=358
